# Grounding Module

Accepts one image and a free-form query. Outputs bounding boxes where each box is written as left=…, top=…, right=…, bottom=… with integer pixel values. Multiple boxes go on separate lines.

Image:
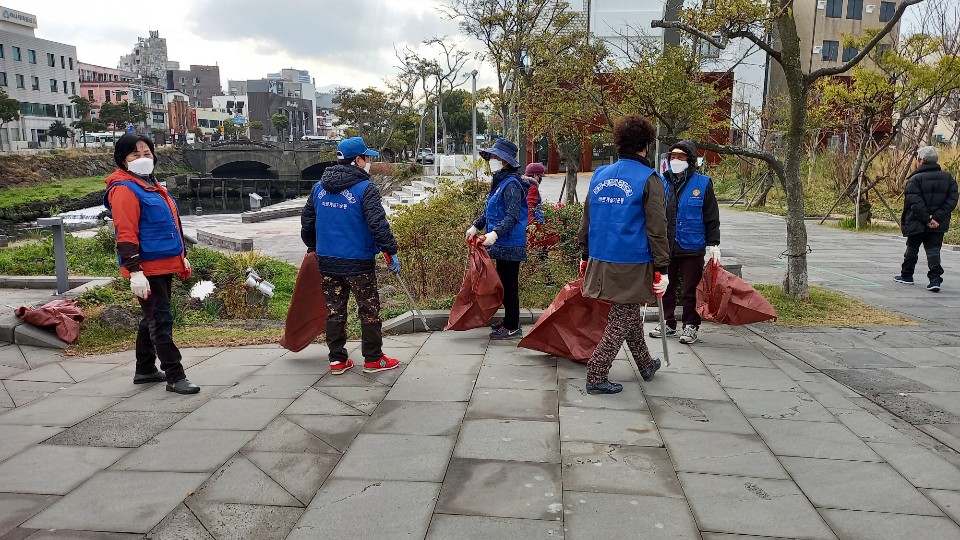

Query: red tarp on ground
left=279, top=253, right=328, bottom=352
left=445, top=244, right=504, bottom=331
left=518, top=279, right=611, bottom=362
left=14, top=299, right=85, bottom=344
left=696, top=259, right=777, bottom=325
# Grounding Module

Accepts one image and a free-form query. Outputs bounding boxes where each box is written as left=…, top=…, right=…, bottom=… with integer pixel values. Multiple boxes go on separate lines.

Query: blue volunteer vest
left=103, top=180, right=184, bottom=263
left=588, top=160, right=655, bottom=264
left=675, top=173, right=711, bottom=250
left=312, top=180, right=378, bottom=260
left=485, top=175, right=528, bottom=247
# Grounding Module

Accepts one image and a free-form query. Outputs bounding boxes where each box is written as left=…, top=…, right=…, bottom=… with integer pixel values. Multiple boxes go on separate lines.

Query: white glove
left=130, top=271, right=151, bottom=299
left=707, top=246, right=721, bottom=264
left=184, top=258, right=192, bottom=272
left=465, top=226, right=479, bottom=241
left=653, top=273, right=669, bottom=296
left=481, top=231, right=498, bottom=247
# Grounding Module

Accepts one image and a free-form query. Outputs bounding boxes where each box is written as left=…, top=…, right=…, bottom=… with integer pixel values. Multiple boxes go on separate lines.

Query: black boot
left=166, top=378, right=200, bottom=395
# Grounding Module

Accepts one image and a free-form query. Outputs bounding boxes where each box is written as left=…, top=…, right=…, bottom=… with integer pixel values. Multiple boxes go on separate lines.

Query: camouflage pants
left=586, top=303, right=655, bottom=384
left=322, top=272, right=383, bottom=363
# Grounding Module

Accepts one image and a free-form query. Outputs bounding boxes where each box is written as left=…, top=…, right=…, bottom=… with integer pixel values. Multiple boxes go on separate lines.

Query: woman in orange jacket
left=104, top=134, right=199, bottom=394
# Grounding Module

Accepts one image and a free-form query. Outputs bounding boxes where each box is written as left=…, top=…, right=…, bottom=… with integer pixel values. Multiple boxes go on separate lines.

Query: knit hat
left=525, top=162, right=546, bottom=176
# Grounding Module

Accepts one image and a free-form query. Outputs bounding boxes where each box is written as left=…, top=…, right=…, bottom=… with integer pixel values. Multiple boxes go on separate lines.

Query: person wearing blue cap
left=465, top=138, right=529, bottom=339
left=301, top=136, right=401, bottom=375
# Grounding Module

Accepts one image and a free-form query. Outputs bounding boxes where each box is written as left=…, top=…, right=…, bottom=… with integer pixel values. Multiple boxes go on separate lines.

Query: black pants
left=902, top=231, right=944, bottom=282
left=496, top=259, right=521, bottom=331
left=322, top=272, right=383, bottom=363
left=662, top=255, right=705, bottom=329
left=135, top=274, right=186, bottom=383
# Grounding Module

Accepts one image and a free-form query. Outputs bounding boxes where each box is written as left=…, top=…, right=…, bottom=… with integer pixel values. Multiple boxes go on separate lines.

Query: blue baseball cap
left=337, top=137, right=379, bottom=159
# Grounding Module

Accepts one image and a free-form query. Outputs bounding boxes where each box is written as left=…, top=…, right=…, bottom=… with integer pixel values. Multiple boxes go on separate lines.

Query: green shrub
left=0, top=229, right=120, bottom=277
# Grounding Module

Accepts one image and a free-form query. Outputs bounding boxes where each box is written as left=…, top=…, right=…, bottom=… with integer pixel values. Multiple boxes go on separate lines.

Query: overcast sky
left=21, top=0, right=481, bottom=92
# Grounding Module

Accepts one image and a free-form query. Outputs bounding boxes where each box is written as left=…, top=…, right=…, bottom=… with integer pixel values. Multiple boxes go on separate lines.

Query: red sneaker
left=364, top=355, right=400, bottom=373
left=329, top=358, right=354, bottom=375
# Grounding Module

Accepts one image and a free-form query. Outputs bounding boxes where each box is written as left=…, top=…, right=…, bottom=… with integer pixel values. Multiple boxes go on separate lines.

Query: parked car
left=415, top=148, right=435, bottom=164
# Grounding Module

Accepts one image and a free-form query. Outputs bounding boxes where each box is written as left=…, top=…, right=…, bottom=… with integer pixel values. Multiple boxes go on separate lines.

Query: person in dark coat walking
left=649, top=140, right=720, bottom=345
left=300, top=137, right=402, bottom=374
left=895, top=145, right=959, bottom=292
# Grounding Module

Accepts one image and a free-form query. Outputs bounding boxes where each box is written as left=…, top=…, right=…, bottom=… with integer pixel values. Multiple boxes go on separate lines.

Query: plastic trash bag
left=279, top=253, right=328, bottom=352
left=14, top=299, right=85, bottom=344
left=696, top=259, right=777, bottom=325
left=518, top=279, right=611, bottom=362
left=445, top=244, right=504, bottom=331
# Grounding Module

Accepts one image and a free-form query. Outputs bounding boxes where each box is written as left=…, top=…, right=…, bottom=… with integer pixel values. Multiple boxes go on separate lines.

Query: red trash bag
left=696, top=259, right=777, bottom=325
left=15, top=299, right=85, bottom=344
left=279, top=253, right=328, bottom=352
left=527, top=223, right=560, bottom=249
left=518, top=279, right=611, bottom=362
left=445, top=244, right=504, bottom=331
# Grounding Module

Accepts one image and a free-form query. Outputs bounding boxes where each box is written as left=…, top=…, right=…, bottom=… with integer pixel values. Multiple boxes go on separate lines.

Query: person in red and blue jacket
left=104, top=133, right=199, bottom=395
left=465, top=138, right=529, bottom=340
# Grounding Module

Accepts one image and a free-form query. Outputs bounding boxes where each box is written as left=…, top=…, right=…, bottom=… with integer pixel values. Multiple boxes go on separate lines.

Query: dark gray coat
left=901, top=163, right=958, bottom=237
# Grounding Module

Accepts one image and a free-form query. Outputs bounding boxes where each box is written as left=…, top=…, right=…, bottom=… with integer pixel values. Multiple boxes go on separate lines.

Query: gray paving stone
left=652, top=348, right=711, bottom=375
left=313, top=370, right=386, bottom=388
left=330, top=433, right=454, bottom=481
left=315, top=386, right=389, bottom=414
left=0, top=345, right=28, bottom=370
left=482, top=347, right=559, bottom=367
left=0, top=493, right=58, bottom=537
left=274, top=343, right=328, bottom=361
left=830, top=409, right=919, bottom=446
left=243, top=451, right=339, bottom=505
left=476, top=365, right=558, bottom=391
left=791, top=347, right=910, bottom=370
left=559, top=378, right=647, bottom=411
left=436, top=458, right=562, bottom=520
left=639, top=372, right=730, bottom=401
left=174, top=398, right=293, bottom=430
left=796, top=378, right=861, bottom=410
left=922, top=489, right=960, bottom=525
left=0, top=425, right=62, bottom=462
left=824, top=368, right=934, bottom=394
left=868, top=442, right=960, bottom=490
left=108, top=383, right=227, bottom=413
left=145, top=503, right=214, bottom=540
left=0, top=395, right=119, bottom=427
left=175, top=364, right=262, bottom=385
left=455, top=419, right=559, bottom=463
left=284, top=388, right=365, bottom=416
left=18, top=346, right=67, bottom=369
left=363, top=400, right=467, bottom=436
left=726, top=389, right=837, bottom=422
left=425, top=514, right=563, bottom=540
left=185, top=499, right=303, bottom=540
left=353, top=361, right=409, bottom=385
left=111, top=429, right=255, bottom=472
left=254, top=356, right=330, bottom=376
left=886, top=367, right=960, bottom=392
left=218, top=375, right=318, bottom=399
left=819, top=508, right=960, bottom=539
left=45, top=411, right=185, bottom=448
left=56, top=366, right=150, bottom=398
left=242, top=415, right=338, bottom=454
left=7, top=364, right=74, bottom=383
left=560, top=407, right=662, bottom=446
left=404, top=352, right=484, bottom=376
left=284, top=414, right=366, bottom=452
left=882, top=347, right=960, bottom=367
left=561, top=442, right=684, bottom=497
left=873, top=392, right=960, bottom=424
left=417, top=337, right=488, bottom=356
left=2, top=380, right=68, bottom=407
left=203, top=347, right=287, bottom=366
left=287, top=479, right=439, bottom=540
left=384, top=373, right=476, bottom=401
left=465, top=388, right=558, bottom=421
left=23, top=471, right=207, bottom=533
left=562, top=491, right=699, bottom=539
left=557, top=358, right=635, bottom=380
left=750, top=418, right=882, bottom=461
left=695, top=346, right=777, bottom=368
left=660, top=429, right=789, bottom=479
left=780, top=456, right=944, bottom=515
left=908, top=391, right=960, bottom=417
left=193, top=454, right=301, bottom=506
left=678, top=472, right=837, bottom=539
left=646, top=397, right=755, bottom=434
left=0, top=364, right=25, bottom=380
left=706, top=365, right=803, bottom=392
left=13, top=530, right=141, bottom=539
left=58, top=362, right=116, bottom=382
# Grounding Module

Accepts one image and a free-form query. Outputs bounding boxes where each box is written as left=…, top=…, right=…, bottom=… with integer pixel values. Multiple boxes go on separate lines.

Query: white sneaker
left=679, top=325, right=699, bottom=344
left=649, top=324, right=677, bottom=339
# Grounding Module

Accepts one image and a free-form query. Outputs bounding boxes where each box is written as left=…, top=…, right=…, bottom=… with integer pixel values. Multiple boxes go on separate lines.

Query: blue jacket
left=675, top=172, right=711, bottom=251
left=588, top=159, right=655, bottom=264
left=484, top=172, right=528, bottom=248
left=103, top=180, right=184, bottom=263
left=311, top=180, right=378, bottom=261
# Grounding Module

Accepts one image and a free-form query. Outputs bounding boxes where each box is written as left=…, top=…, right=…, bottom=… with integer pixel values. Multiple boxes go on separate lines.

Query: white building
left=0, top=6, right=79, bottom=150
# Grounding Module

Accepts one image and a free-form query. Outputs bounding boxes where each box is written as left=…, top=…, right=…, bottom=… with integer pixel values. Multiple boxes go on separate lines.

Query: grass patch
left=0, top=229, right=121, bottom=276
left=0, top=176, right=106, bottom=209
left=68, top=319, right=282, bottom=356
left=754, top=284, right=915, bottom=327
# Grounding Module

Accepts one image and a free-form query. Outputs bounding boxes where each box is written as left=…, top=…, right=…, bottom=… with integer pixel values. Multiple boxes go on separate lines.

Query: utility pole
left=470, top=70, right=478, bottom=180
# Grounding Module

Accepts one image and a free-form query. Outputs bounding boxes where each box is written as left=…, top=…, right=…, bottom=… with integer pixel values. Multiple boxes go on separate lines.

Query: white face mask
left=127, top=157, right=154, bottom=176
left=669, top=160, right=689, bottom=174
left=354, top=159, right=371, bottom=173
left=488, top=159, right=504, bottom=174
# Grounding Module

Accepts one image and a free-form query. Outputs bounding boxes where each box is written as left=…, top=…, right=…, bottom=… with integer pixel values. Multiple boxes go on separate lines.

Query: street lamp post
left=470, top=69, right=478, bottom=166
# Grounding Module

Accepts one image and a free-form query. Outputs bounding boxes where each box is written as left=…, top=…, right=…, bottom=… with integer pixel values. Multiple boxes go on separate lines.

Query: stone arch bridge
left=183, top=140, right=336, bottom=178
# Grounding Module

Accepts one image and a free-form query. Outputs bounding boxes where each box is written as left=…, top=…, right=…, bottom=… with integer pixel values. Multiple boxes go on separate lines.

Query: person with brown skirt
left=577, top=115, right=671, bottom=394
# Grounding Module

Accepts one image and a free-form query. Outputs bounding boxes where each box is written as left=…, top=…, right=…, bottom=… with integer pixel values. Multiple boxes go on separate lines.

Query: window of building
left=104, top=89, right=111, bottom=102
left=31, top=76, right=38, bottom=90
left=57, top=104, right=63, bottom=117
left=152, top=112, right=165, bottom=124
left=151, top=92, right=163, bottom=105
left=842, top=46, right=860, bottom=61
left=50, top=79, right=58, bottom=92
left=87, top=89, right=94, bottom=101
left=12, top=46, right=20, bottom=61
left=198, top=119, right=210, bottom=128
left=877, top=43, right=891, bottom=56
left=194, top=89, right=201, bottom=97
left=0, top=73, right=6, bottom=87
left=15, top=74, right=24, bottom=89
left=879, top=1, right=896, bottom=21
left=195, top=101, right=202, bottom=107
left=60, top=56, right=65, bottom=69
left=28, top=49, right=36, bottom=64
left=70, top=82, right=75, bottom=95
left=179, top=77, right=185, bottom=84
left=194, top=77, right=200, bottom=84
left=847, top=0, right=863, bottom=19
left=47, top=53, right=55, bottom=67
left=210, top=120, right=221, bottom=128
left=69, top=57, right=73, bottom=70
left=826, top=0, right=843, bottom=17
left=0, top=45, right=4, bottom=58
left=67, top=105, right=73, bottom=118
left=822, top=40, right=840, bottom=61
left=63, top=81, right=68, bottom=94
